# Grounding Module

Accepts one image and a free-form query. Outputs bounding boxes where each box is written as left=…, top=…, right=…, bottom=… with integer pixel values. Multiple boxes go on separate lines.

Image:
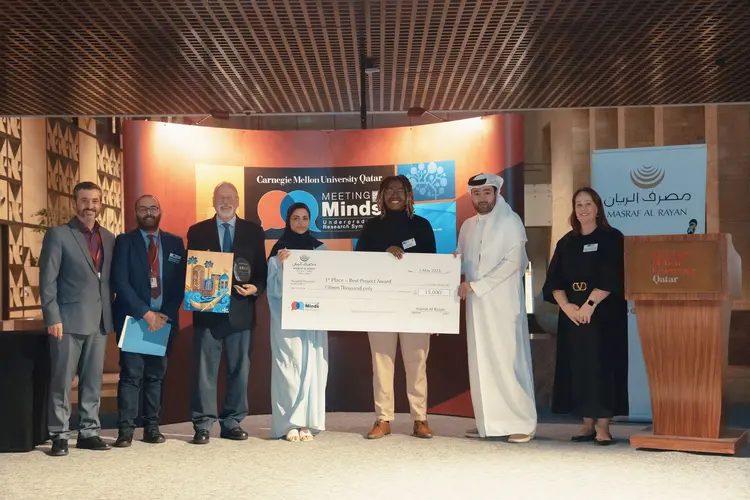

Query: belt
left=571, top=281, right=588, bottom=292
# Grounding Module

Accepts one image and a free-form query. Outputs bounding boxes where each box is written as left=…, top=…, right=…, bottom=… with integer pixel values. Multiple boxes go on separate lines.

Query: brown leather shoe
left=413, top=420, right=433, bottom=439
left=366, top=420, right=391, bottom=439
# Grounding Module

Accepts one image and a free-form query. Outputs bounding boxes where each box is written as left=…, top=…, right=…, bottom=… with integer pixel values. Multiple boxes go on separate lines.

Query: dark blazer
left=39, top=218, right=115, bottom=335
left=186, top=216, right=267, bottom=332
left=112, top=228, right=187, bottom=335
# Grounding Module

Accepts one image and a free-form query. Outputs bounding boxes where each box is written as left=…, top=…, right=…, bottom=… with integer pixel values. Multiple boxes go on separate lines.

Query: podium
left=624, top=233, right=747, bottom=455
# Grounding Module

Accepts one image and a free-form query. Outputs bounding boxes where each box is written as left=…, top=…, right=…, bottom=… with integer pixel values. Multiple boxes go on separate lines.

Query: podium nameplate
left=626, top=240, right=722, bottom=295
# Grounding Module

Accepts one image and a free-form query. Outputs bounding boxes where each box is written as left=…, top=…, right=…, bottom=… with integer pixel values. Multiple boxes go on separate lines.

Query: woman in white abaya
left=267, top=202, right=328, bottom=442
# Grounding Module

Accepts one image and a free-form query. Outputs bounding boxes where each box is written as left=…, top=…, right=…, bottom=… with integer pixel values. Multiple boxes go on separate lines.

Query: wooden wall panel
left=717, top=105, right=750, bottom=305
left=0, top=118, right=123, bottom=319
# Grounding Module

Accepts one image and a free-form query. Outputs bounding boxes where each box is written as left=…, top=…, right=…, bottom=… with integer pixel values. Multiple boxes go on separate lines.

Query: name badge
left=150, top=276, right=158, bottom=289
left=583, top=244, right=598, bottom=253
left=402, top=238, right=416, bottom=250
left=168, top=253, right=181, bottom=263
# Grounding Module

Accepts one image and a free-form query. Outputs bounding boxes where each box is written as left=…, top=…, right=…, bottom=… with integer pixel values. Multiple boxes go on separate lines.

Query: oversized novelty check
left=281, top=250, right=461, bottom=334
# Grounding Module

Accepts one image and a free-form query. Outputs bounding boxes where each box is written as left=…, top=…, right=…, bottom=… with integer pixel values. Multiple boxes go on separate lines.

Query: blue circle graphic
left=280, top=190, right=321, bottom=232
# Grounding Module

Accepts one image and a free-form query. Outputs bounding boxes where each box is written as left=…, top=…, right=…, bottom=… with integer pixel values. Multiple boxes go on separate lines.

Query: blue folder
left=117, top=315, right=171, bottom=357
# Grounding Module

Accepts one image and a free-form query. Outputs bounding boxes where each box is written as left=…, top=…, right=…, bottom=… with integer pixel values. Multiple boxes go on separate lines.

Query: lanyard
left=148, top=235, right=160, bottom=269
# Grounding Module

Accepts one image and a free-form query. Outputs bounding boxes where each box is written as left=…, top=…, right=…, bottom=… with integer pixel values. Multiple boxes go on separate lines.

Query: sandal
left=285, top=429, right=300, bottom=442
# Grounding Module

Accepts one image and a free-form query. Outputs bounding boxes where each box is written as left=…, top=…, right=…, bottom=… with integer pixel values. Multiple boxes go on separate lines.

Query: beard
left=473, top=200, right=495, bottom=215
left=137, top=214, right=161, bottom=231
left=78, top=208, right=99, bottom=219
left=217, top=205, right=236, bottom=218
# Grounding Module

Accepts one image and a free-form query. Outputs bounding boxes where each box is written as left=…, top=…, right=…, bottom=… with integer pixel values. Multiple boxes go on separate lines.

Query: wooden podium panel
left=625, top=233, right=747, bottom=455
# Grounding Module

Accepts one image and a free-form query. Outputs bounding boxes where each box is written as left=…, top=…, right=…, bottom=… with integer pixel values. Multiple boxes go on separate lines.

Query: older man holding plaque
left=457, top=173, right=537, bottom=443
left=355, top=175, right=437, bottom=440
left=186, top=181, right=267, bottom=444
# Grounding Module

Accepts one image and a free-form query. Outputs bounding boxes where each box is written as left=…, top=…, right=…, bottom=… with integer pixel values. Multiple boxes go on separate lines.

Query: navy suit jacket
left=112, top=228, right=187, bottom=335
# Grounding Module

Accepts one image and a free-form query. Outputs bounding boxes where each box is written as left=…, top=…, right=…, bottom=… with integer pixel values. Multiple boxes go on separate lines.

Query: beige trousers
left=367, top=332, right=431, bottom=421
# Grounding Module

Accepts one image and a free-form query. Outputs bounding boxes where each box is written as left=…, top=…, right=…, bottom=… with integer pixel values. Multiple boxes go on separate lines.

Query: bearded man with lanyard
left=111, top=194, right=186, bottom=447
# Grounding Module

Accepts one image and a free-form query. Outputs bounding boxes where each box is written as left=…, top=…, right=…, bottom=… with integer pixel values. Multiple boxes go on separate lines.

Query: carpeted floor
left=1, top=413, right=748, bottom=500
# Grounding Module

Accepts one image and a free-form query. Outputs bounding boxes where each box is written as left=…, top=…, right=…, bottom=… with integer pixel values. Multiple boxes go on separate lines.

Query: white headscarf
left=467, top=173, right=504, bottom=194
left=467, top=173, right=516, bottom=222
left=467, top=173, right=527, bottom=269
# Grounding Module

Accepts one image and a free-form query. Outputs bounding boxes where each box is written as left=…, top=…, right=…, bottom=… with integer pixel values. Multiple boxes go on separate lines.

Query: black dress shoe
left=220, top=427, right=249, bottom=441
left=595, top=436, right=615, bottom=446
left=192, top=430, right=210, bottom=445
left=143, top=428, right=166, bottom=444
left=571, top=433, right=596, bottom=442
left=114, top=434, right=133, bottom=448
left=76, top=436, right=111, bottom=451
left=49, top=439, right=69, bottom=457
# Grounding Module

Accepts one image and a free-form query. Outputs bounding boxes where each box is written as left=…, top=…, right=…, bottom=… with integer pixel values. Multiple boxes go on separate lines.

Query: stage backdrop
left=591, top=144, right=708, bottom=422
left=123, top=114, right=524, bottom=424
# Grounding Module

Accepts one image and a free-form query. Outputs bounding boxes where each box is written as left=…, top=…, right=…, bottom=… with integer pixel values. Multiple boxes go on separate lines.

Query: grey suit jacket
left=39, top=218, right=115, bottom=335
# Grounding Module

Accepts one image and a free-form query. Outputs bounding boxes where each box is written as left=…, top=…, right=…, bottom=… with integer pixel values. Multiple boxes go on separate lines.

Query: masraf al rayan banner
left=591, top=144, right=707, bottom=422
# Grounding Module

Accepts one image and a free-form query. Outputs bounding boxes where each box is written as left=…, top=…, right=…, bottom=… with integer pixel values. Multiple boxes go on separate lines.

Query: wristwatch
left=587, top=299, right=596, bottom=307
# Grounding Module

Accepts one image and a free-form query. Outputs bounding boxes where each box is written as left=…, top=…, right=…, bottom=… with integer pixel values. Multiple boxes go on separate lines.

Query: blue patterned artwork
left=413, top=201, right=457, bottom=254
left=397, top=160, right=456, bottom=202
left=183, top=250, right=233, bottom=313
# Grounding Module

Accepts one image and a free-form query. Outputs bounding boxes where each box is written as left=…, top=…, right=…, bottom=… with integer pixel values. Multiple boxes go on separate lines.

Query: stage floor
left=2, top=413, right=748, bottom=500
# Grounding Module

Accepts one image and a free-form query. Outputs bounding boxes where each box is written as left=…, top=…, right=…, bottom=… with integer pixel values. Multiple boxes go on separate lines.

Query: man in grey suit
left=39, top=181, right=116, bottom=457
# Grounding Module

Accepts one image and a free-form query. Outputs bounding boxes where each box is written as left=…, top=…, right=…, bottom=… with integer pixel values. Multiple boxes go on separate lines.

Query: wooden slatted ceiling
left=1, top=0, right=749, bottom=116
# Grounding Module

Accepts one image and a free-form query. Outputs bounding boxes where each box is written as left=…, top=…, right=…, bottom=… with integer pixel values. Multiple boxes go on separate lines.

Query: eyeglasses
left=137, top=206, right=160, bottom=215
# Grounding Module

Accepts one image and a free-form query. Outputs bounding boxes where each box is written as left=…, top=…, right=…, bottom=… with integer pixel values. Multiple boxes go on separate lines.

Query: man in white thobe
left=456, top=173, right=537, bottom=443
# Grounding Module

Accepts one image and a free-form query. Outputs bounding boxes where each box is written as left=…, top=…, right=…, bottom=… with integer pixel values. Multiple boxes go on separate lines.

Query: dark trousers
left=117, top=351, right=168, bottom=434
left=191, top=322, right=252, bottom=432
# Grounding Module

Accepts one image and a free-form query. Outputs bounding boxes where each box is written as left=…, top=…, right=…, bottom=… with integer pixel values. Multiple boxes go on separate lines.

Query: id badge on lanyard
left=149, top=237, right=160, bottom=288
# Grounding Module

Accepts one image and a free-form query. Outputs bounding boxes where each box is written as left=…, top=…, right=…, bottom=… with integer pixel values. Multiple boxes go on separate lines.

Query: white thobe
left=267, top=245, right=329, bottom=438
left=457, top=198, right=537, bottom=437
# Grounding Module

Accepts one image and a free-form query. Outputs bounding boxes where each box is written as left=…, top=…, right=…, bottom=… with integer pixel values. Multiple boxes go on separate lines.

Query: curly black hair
left=376, top=175, right=415, bottom=218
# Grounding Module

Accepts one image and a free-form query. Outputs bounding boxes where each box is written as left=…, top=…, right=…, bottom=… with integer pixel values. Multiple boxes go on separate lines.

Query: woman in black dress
left=542, top=187, right=628, bottom=445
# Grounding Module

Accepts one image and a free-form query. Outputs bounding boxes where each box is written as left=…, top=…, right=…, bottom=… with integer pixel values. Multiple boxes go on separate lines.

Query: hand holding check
left=458, top=282, right=473, bottom=299
left=277, top=249, right=292, bottom=263
left=386, top=246, right=405, bottom=259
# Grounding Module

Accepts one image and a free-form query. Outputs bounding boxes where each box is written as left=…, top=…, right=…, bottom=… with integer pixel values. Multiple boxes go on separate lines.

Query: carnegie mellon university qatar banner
left=196, top=161, right=459, bottom=254
left=591, top=144, right=708, bottom=422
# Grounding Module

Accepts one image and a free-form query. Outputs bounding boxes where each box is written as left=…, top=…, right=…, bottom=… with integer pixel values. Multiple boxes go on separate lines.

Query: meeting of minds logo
left=291, top=301, right=319, bottom=311
left=258, top=189, right=321, bottom=231
left=247, top=165, right=392, bottom=238
left=629, top=165, right=665, bottom=189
